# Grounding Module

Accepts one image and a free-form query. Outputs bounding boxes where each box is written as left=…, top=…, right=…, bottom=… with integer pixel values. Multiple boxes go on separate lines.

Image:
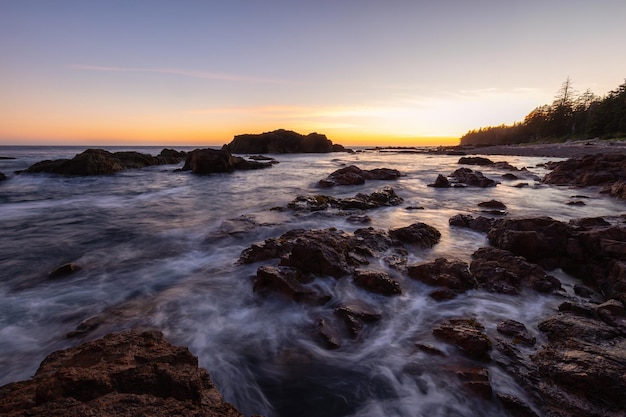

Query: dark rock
left=428, top=174, right=451, bottom=188
left=228, top=129, right=336, bottom=154
left=317, top=165, right=401, bottom=187
left=450, top=366, right=493, bottom=399
left=458, top=156, right=494, bottom=165
left=501, top=173, right=519, bottom=180
left=448, top=214, right=496, bottom=233
left=346, top=214, right=371, bottom=224
left=450, top=168, right=498, bottom=187
left=432, top=318, right=492, bottom=360
left=496, top=320, right=535, bottom=346
left=48, top=263, right=82, bottom=279
left=513, top=182, right=529, bottom=188
left=157, top=148, right=187, bottom=164
left=470, top=247, right=561, bottom=295
left=495, top=393, right=539, bottom=417
left=477, top=200, right=507, bottom=210
left=493, top=161, right=520, bottom=171
left=253, top=265, right=322, bottom=303
left=388, top=222, right=441, bottom=247
left=289, top=187, right=404, bottom=211
left=0, top=330, right=245, bottom=417
left=566, top=200, right=586, bottom=206
left=0, top=171, right=6, bottom=181
left=352, top=269, right=402, bottom=296
left=407, top=258, right=476, bottom=299
left=316, top=317, right=342, bottom=349
left=181, top=146, right=272, bottom=174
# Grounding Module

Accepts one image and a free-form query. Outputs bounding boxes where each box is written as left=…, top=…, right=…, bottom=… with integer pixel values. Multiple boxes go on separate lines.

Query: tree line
left=459, top=78, right=626, bottom=145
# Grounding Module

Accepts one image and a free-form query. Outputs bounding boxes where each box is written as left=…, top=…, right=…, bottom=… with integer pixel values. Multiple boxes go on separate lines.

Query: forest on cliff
left=459, top=78, right=626, bottom=145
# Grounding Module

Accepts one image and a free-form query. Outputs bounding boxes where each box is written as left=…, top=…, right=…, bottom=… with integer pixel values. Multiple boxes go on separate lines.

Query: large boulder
left=407, top=258, right=476, bottom=300
left=0, top=330, right=245, bottom=417
left=181, top=146, right=272, bottom=174
left=227, top=129, right=339, bottom=154
left=543, top=153, right=626, bottom=190
left=317, top=165, right=402, bottom=187
left=24, top=148, right=187, bottom=176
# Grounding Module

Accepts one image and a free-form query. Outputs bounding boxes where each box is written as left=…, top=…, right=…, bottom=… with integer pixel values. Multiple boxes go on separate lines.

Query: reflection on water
left=1, top=146, right=624, bottom=416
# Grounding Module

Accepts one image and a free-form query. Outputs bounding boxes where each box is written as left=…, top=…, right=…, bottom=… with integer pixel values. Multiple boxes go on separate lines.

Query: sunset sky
left=1, top=0, right=625, bottom=146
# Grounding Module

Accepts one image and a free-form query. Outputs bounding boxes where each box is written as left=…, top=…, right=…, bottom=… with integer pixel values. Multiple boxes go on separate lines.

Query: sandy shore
left=455, top=139, right=626, bottom=158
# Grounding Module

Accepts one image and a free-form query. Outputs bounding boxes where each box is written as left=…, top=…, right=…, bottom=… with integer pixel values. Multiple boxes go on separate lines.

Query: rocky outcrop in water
left=227, top=129, right=344, bottom=154
left=287, top=187, right=403, bottom=211
left=317, top=165, right=402, bottom=187
left=543, top=153, right=626, bottom=199
left=24, top=148, right=187, bottom=176
left=0, top=330, right=245, bottom=417
left=0, top=171, right=6, bottom=181
left=181, top=146, right=273, bottom=174
left=429, top=168, right=498, bottom=188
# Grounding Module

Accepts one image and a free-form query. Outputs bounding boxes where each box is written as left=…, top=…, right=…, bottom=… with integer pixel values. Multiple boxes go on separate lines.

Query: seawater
left=1, top=146, right=624, bottom=416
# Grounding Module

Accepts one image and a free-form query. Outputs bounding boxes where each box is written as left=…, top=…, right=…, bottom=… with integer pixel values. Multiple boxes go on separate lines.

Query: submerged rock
left=287, top=187, right=403, bottom=211
left=48, top=263, right=82, bottom=279
left=317, top=165, right=402, bottom=187
left=458, top=156, right=494, bottom=165
left=0, top=330, right=245, bottom=417
left=0, top=171, right=6, bottom=181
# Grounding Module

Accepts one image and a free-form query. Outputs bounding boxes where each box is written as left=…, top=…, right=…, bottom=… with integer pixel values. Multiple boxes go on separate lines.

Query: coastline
left=449, top=139, right=626, bottom=158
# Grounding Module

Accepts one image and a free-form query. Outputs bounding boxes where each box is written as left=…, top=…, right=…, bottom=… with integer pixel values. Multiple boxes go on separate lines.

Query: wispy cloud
left=71, top=65, right=294, bottom=85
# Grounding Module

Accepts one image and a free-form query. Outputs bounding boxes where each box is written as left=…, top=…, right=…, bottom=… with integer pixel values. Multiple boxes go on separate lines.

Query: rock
left=477, top=200, right=507, bottom=210
left=407, top=258, right=476, bottom=299
left=501, top=173, right=519, bottom=180
left=449, top=366, right=493, bottom=399
left=388, top=222, right=441, bottom=247
left=0, top=330, right=245, bottom=417
left=352, top=269, right=402, bottom=296
left=566, top=200, right=586, bottom=206
left=432, top=318, right=492, bottom=360
left=458, top=156, right=494, bottom=165
left=157, top=148, right=187, bottom=164
left=543, top=153, right=626, bottom=199
left=288, top=187, right=403, bottom=211
left=496, top=320, right=535, bottom=346
left=227, top=129, right=337, bottom=153
left=181, top=146, right=272, bottom=174
left=450, top=168, right=498, bottom=187
left=448, top=214, right=497, bottom=233
left=470, top=247, right=561, bottom=295
left=0, top=171, right=6, bottom=181
left=493, top=161, right=520, bottom=171
left=48, top=263, right=82, bottom=279
left=346, top=214, right=371, bottom=224
left=24, top=149, right=187, bottom=176
left=335, top=301, right=383, bottom=338
left=316, top=317, right=342, bottom=349
left=317, top=165, right=402, bottom=187
left=495, top=393, right=539, bottom=417
left=428, top=174, right=451, bottom=188
left=253, top=265, right=322, bottom=304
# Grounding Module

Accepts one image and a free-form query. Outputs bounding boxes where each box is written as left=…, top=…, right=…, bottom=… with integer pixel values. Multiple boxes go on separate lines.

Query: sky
left=1, top=0, right=625, bottom=147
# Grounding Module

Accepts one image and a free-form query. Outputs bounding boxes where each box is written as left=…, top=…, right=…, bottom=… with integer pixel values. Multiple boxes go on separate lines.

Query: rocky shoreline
left=1, top=146, right=625, bottom=416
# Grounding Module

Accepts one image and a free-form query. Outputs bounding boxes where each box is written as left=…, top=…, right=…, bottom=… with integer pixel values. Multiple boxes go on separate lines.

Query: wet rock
left=352, top=269, right=402, bottom=296
left=388, top=222, right=441, bottom=247
left=0, top=171, right=6, bottom=181
left=428, top=174, right=452, bottom=188
left=495, top=393, right=539, bottom=417
left=450, top=167, right=498, bottom=187
left=335, top=301, right=383, bottom=338
left=157, top=148, right=187, bottom=163
left=407, top=258, right=476, bottom=299
left=289, top=187, right=404, bottom=212
left=228, top=129, right=336, bottom=153
left=181, top=146, right=272, bottom=174
left=470, top=247, right=561, bottom=295
left=566, top=200, right=586, bottom=206
left=602, top=179, right=626, bottom=199
left=450, top=366, right=493, bottom=399
left=458, top=156, right=494, bottom=165
left=496, top=320, right=535, bottom=346
left=317, top=165, right=401, bottom=187
left=253, top=265, right=322, bottom=304
left=432, top=318, right=492, bottom=360
left=316, top=317, right=342, bottom=349
left=543, top=153, right=626, bottom=195
left=531, top=313, right=626, bottom=414
left=477, top=200, right=507, bottom=210
left=0, top=330, right=245, bottom=417
left=24, top=149, right=184, bottom=176
left=346, top=214, right=371, bottom=224
left=501, top=173, right=519, bottom=180
left=448, top=214, right=497, bottom=233
left=48, top=263, right=82, bottom=279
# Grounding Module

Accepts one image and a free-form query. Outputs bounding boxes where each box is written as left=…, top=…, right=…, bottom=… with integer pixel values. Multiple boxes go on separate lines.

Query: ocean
left=0, top=145, right=623, bottom=416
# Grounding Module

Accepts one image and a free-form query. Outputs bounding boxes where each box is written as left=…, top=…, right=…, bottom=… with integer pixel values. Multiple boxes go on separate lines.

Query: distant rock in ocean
left=181, top=146, right=273, bottom=174
left=227, top=129, right=349, bottom=154
left=23, top=148, right=187, bottom=176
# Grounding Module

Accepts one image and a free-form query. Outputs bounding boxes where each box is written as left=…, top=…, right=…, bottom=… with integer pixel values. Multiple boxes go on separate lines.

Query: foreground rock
left=24, top=148, right=187, bottom=176
left=227, top=129, right=345, bottom=154
left=543, top=153, right=626, bottom=199
left=0, top=330, right=245, bottom=417
left=317, top=165, right=402, bottom=187
left=429, top=168, right=498, bottom=188
left=181, top=146, right=273, bottom=174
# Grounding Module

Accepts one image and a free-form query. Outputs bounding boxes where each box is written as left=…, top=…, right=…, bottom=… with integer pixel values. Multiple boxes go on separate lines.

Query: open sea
left=1, top=145, right=624, bottom=416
